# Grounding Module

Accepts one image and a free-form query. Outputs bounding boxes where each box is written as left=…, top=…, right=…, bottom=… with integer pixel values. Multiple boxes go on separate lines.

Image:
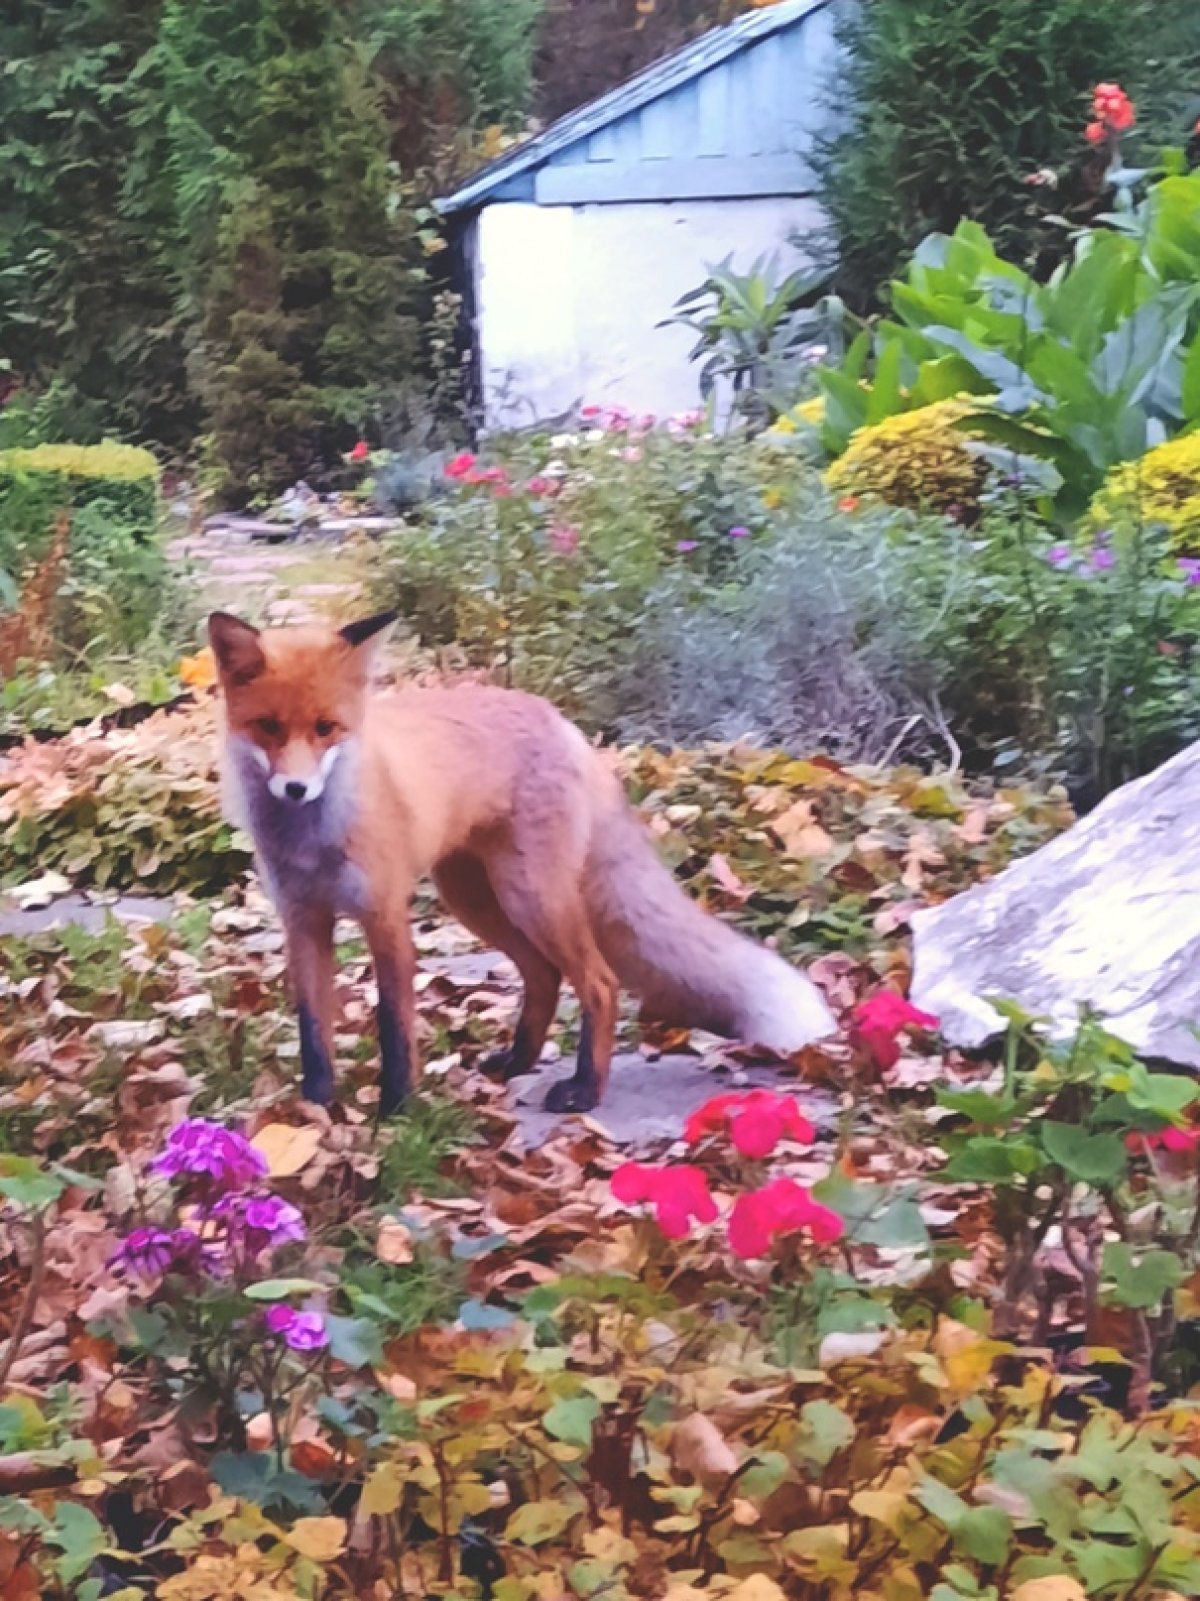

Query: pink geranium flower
left=850, top=992, right=939, bottom=1071
left=445, top=451, right=477, bottom=479
left=728, top=1177, right=843, bottom=1259
left=611, top=1161, right=718, bottom=1239
left=684, top=1089, right=815, bottom=1159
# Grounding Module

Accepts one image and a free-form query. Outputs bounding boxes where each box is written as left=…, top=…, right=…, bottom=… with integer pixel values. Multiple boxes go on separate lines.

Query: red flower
left=837, top=495, right=861, bottom=513
left=349, top=440, right=370, bottom=463
left=445, top=451, right=477, bottom=479
left=526, top=475, right=559, bottom=497
left=728, top=1177, right=843, bottom=1259
left=611, top=1161, right=717, bottom=1239
left=1125, top=1126, right=1200, bottom=1155
left=684, top=1089, right=816, bottom=1159
left=851, top=992, right=939, bottom=1071
left=579, top=405, right=603, bottom=420
left=1084, top=120, right=1107, bottom=145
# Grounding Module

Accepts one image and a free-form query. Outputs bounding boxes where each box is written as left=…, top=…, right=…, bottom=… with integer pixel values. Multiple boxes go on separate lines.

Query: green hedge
left=0, top=443, right=160, bottom=553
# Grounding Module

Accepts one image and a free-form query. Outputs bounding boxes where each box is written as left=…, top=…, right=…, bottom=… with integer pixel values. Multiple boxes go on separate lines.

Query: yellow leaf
left=932, top=1319, right=1009, bottom=1393
left=850, top=1488, right=909, bottom=1529
left=178, top=647, right=217, bottom=689
left=252, top=1122, right=323, bottom=1177
left=770, top=798, right=833, bottom=859
left=361, top=1463, right=405, bottom=1517
left=1011, top=1581, right=1089, bottom=1601
left=284, top=1515, right=347, bottom=1562
left=506, top=1498, right=578, bottom=1546
left=582, top=1526, right=639, bottom=1565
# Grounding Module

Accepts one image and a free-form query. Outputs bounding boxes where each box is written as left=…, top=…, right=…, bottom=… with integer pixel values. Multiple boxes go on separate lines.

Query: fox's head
left=208, top=610, right=396, bottom=805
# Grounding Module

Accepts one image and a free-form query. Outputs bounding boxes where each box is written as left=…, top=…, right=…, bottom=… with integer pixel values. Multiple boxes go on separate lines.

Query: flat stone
left=911, top=740, right=1200, bottom=1064
left=0, top=892, right=174, bottom=939
left=510, top=1052, right=839, bottom=1150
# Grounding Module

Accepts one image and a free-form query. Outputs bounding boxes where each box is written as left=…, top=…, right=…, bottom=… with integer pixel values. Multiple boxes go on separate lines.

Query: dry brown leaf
left=375, top=1218, right=414, bottom=1265
left=252, top=1121, right=323, bottom=1177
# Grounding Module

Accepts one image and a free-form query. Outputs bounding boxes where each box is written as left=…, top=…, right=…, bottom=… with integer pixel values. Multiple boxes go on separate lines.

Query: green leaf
left=323, top=1314, right=384, bottom=1368
left=797, top=1400, right=855, bottom=1467
left=506, top=1497, right=579, bottom=1546
left=1102, top=1243, right=1183, bottom=1310
left=941, top=1137, right=1042, bottom=1184
left=955, top=1505, right=1012, bottom=1565
left=209, top=1450, right=323, bottom=1514
left=542, top=1394, right=601, bottom=1449
left=243, top=1277, right=327, bottom=1301
left=48, top=1503, right=106, bottom=1584
left=1040, top=1123, right=1127, bottom=1186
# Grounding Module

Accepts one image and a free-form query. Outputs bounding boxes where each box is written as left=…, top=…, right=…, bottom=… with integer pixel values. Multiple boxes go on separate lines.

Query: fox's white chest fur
left=223, top=735, right=371, bottom=918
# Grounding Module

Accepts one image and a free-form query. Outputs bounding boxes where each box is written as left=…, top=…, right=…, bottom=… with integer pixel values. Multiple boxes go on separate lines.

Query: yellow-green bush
left=824, top=398, right=989, bottom=519
left=0, top=442, right=160, bottom=483
left=1090, top=432, right=1200, bottom=548
left=767, top=395, right=826, bottom=435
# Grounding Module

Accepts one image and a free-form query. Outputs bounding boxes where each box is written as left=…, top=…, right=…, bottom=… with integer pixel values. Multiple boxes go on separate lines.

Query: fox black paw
left=377, top=1080, right=410, bottom=1118
left=480, top=1047, right=535, bottom=1082
left=543, top=1078, right=599, bottom=1114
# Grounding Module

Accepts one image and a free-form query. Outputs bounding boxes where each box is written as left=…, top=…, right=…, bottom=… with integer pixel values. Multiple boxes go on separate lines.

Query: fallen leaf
left=670, top=1413, right=739, bottom=1483
left=1011, top=1580, right=1089, bottom=1601
left=285, top=1515, right=347, bottom=1562
left=375, top=1218, right=414, bottom=1264
left=252, top=1122, right=323, bottom=1177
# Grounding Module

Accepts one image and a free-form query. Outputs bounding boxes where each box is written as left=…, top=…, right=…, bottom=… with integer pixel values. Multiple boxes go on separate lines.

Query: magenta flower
left=1046, top=543, right=1072, bottom=568
left=214, top=1193, right=307, bottom=1254
left=728, top=525, right=751, bottom=540
left=151, top=1119, right=267, bottom=1194
left=676, top=539, right=699, bottom=553
left=113, top=1226, right=204, bottom=1279
left=549, top=522, right=581, bottom=556
left=1091, top=548, right=1115, bottom=572
left=1178, top=557, right=1200, bottom=584
left=265, top=1303, right=329, bottom=1351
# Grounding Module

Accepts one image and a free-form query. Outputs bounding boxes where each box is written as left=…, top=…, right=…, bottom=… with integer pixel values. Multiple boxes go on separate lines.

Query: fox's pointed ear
left=338, top=610, right=398, bottom=650
left=208, top=612, right=266, bottom=685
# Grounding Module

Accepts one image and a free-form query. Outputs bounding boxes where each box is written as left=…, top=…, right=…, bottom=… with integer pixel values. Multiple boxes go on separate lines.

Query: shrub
left=1091, top=432, right=1200, bottom=549
left=0, top=440, right=168, bottom=662
left=824, top=399, right=991, bottom=520
left=818, top=0, right=1161, bottom=308
left=0, top=442, right=160, bottom=531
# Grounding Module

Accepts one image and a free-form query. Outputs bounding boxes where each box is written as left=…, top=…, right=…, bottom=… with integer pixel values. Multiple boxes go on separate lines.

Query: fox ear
left=208, top=612, right=266, bottom=685
left=338, top=610, right=398, bottom=650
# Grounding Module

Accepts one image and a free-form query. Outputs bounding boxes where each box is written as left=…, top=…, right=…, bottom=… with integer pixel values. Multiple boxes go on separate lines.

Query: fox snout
left=257, top=743, right=342, bottom=805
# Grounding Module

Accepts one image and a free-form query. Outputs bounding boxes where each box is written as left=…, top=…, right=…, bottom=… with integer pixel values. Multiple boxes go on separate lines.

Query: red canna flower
left=1089, top=83, right=1135, bottom=136
left=851, top=991, right=939, bottom=1071
left=611, top=1161, right=718, bottom=1239
left=349, top=440, right=370, bottom=463
left=1084, top=120, right=1107, bottom=145
left=728, top=1176, right=843, bottom=1259
left=445, top=451, right=477, bottom=479
left=684, top=1089, right=816, bottom=1159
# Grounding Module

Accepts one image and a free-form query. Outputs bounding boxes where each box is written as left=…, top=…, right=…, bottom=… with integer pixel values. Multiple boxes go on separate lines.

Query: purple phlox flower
left=728, top=525, right=751, bottom=540
left=1090, top=547, right=1116, bottom=572
left=1178, top=557, right=1200, bottom=584
left=675, top=539, right=699, bottom=553
left=265, top=1303, right=329, bottom=1351
left=1046, top=543, right=1073, bottom=568
left=113, top=1225, right=203, bottom=1278
left=151, top=1119, right=268, bottom=1194
left=213, top=1192, right=307, bottom=1253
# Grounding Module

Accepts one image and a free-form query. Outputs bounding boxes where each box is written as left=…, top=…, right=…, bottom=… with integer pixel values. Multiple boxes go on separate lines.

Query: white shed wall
left=473, top=197, right=826, bottom=428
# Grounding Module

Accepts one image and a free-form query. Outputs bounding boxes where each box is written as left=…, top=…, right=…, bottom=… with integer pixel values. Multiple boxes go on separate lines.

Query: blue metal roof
left=436, top=0, right=840, bottom=214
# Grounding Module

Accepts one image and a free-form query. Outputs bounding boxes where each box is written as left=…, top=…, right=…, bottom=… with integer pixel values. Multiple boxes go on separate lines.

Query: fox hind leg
left=434, top=852, right=562, bottom=1080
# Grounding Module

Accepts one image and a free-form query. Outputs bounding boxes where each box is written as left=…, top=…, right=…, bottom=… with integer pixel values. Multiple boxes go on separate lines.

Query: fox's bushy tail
left=584, top=797, right=835, bottom=1050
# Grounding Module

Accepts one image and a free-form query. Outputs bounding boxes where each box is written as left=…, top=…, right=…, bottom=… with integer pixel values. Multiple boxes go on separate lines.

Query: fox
left=207, top=609, right=835, bottom=1116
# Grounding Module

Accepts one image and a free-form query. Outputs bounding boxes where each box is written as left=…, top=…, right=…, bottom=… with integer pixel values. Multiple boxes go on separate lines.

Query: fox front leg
left=362, top=907, right=419, bottom=1116
left=285, top=907, right=337, bottom=1105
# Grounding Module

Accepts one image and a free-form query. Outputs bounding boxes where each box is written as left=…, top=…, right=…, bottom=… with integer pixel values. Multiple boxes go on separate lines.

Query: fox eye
left=315, top=717, right=338, bottom=738
left=256, top=716, right=283, bottom=738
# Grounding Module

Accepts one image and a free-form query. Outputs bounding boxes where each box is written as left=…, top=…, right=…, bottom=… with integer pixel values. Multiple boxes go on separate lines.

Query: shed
left=437, top=0, right=849, bottom=429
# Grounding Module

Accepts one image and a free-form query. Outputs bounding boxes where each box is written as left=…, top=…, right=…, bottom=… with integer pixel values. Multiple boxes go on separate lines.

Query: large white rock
left=910, top=741, right=1200, bottom=1064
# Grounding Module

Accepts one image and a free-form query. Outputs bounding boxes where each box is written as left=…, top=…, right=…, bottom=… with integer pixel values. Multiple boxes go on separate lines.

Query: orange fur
left=209, top=611, right=834, bottom=1113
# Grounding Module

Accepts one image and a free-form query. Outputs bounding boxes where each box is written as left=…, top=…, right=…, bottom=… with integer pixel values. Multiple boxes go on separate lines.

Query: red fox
left=208, top=610, right=835, bottom=1115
